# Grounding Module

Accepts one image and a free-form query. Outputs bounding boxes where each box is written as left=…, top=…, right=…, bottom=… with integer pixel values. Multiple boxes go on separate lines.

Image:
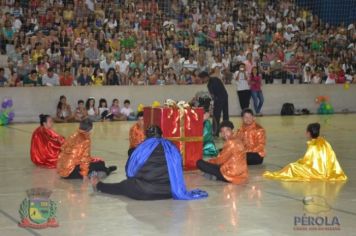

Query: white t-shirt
left=325, top=76, right=336, bottom=85
left=42, top=73, right=60, bottom=86
left=233, top=71, right=250, bottom=91
left=85, top=0, right=94, bottom=11
left=100, top=60, right=115, bottom=73
left=87, top=107, right=96, bottom=116
left=120, top=107, right=133, bottom=116
left=236, top=55, right=246, bottom=63
left=183, top=60, right=198, bottom=71
left=99, top=107, right=109, bottom=116
left=284, top=32, right=294, bottom=41
left=115, top=60, right=130, bottom=74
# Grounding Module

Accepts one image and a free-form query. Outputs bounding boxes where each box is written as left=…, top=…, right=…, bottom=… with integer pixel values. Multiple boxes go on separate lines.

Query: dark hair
left=307, top=123, right=320, bottom=139
left=219, top=120, right=234, bottom=130
left=106, top=68, right=116, bottom=77
left=124, top=99, right=130, bottom=104
left=241, top=108, right=254, bottom=117
left=39, top=114, right=51, bottom=126
left=85, top=98, right=95, bottom=110
left=98, top=98, right=107, bottom=108
left=198, top=71, right=209, bottom=78
left=0, top=67, right=4, bottom=72
left=112, top=98, right=118, bottom=104
left=145, top=125, right=163, bottom=138
left=57, top=96, right=66, bottom=110
left=251, top=66, right=259, bottom=77
left=79, top=118, right=93, bottom=132
left=36, top=56, right=44, bottom=65
left=30, top=69, right=37, bottom=75
left=47, top=67, right=54, bottom=72
left=137, top=111, right=144, bottom=119
left=93, top=67, right=101, bottom=77
left=78, top=99, right=84, bottom=104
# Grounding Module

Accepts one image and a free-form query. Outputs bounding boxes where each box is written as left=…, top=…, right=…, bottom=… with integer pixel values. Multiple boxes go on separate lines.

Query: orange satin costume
left=264, top=137, right=347, bottom=181
left=30, top=126, right=65, bottom=168
left=235, top=122, right=266, bottom=157
left=57, top=130, right=91, bottom=177
left=208, top=138, right=248, bottom=184
left=129, top=123, right=145, bottom=148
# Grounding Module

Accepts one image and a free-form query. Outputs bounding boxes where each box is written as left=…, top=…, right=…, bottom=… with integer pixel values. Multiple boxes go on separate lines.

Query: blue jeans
left=251, top=91, right=264, bottom=114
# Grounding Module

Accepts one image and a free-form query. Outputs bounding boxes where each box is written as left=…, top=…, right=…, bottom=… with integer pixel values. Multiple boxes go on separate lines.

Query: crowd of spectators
left=0, top=0, right=355, bottom=88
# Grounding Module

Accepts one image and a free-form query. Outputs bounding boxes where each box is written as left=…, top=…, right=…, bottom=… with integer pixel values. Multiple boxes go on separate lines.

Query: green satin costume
left=203, top=120, right=218, bottom=157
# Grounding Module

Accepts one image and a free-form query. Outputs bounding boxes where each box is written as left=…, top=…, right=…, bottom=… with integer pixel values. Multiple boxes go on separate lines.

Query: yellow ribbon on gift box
left=148, top=100, right=202, bottom=166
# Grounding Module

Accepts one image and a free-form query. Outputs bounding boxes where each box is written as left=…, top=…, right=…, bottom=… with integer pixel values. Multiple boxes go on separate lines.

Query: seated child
left=74, top=100, right=87, bottom=122
left=121, top=99, right=136, bottom=121
left=98, top=98, right=113, bottom=121
left=110, top=99, right=127, bottom=121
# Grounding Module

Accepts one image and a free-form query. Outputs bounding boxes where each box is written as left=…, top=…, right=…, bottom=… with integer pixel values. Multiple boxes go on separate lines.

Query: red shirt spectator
left=250, top=74, right=262, bottom=91
left=60, top=70, right=74, bottom=86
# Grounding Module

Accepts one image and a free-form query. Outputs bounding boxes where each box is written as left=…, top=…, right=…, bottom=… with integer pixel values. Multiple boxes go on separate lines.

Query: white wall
left=0, top=84, right=355, bottom=123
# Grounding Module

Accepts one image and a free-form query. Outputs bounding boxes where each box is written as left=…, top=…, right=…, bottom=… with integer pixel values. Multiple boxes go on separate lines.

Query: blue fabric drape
left=127, top=138, right=208, bottom=200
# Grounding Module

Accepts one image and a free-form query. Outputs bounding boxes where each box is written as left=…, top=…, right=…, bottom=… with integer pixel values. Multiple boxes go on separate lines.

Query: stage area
left=0, top=114, right=355, bottom=236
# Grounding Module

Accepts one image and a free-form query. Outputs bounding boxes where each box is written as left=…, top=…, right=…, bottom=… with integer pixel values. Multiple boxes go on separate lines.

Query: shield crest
left=29, top=198, right=50, bottom=224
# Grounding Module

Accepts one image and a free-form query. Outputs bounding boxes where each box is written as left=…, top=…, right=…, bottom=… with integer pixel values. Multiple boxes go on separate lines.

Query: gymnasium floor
left=0, top=114, right=355, bottom=236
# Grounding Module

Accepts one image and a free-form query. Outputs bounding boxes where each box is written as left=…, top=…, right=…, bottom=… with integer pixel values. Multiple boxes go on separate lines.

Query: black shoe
left=108, top=166, right=117, bottom=173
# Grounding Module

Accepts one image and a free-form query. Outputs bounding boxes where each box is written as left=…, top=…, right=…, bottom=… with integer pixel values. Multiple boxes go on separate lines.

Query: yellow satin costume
left=264, top=137, right=347, bottom=181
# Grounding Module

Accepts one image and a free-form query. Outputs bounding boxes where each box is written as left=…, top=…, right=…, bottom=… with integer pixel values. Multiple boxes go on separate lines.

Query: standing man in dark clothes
left=200, top=64, right=229, bottom=136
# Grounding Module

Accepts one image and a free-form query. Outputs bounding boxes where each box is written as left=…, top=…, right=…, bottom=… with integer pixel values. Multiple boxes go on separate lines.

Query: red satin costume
left=30, top=126, right=65, bottom=168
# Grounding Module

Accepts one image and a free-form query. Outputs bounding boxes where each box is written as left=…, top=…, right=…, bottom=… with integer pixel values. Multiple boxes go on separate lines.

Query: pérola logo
left=293, top=195, right=341, bottom=231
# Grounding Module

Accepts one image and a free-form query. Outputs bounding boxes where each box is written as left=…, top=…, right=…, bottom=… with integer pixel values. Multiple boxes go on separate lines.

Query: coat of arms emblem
left=18, top=188, right=59, bottom=229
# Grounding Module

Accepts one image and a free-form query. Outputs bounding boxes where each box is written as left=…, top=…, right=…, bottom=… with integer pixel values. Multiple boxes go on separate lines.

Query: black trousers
left=263, top=73, right=273, bottom=84
left=247, top=152, right=264, bottom=165
left=64, top=161, right=110, bottom=179
left=213, top=97, right=229, bottom=136
left=96, top=179, right=172, bottom=200
left=125, top=148, right=136, bottom=174
left=237, top=90, right=251, bottom=110
left=196, top=160, right=228, bottom=182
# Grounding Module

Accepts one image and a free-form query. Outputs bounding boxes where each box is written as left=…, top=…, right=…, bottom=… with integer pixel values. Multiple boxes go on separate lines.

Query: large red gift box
left=143, top=106, right=204, bottom=170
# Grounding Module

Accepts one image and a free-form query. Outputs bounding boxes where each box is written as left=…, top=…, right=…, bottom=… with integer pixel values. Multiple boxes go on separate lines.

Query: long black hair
left=57, top=95, right=66, bottom=110
left=98, top=98, right=108, bottom=108
left=39, top=114, right=50, bottom=126
left=85, top=98, right=95, bottom=110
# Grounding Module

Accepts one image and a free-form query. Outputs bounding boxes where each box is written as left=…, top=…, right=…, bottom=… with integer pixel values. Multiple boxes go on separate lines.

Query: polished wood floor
left=0, top=115, right=355, bottom=236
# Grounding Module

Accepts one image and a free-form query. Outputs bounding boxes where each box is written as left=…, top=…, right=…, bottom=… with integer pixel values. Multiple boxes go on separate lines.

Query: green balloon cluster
left=318, top=102, right=334, bottom=115
left=0, top=98, right=15, bottom=126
